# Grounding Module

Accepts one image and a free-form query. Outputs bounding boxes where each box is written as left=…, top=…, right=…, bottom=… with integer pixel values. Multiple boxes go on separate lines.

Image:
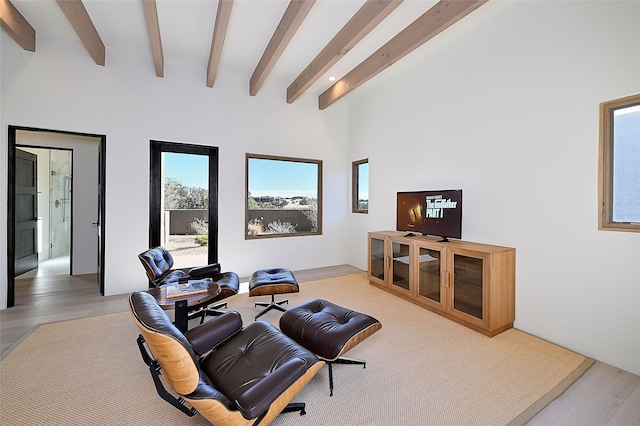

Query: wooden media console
left=368, top=231, right=515, bottom=337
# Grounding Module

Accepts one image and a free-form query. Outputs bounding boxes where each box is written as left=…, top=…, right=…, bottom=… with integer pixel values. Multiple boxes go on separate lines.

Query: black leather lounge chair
left=138, top=246, right=239, bottom=322
left=129, top=291, right=324, bottom=426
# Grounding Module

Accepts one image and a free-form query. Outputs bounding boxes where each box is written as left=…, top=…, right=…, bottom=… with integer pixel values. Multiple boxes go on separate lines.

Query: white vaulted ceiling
left=2, top=0, right=487, bottom=108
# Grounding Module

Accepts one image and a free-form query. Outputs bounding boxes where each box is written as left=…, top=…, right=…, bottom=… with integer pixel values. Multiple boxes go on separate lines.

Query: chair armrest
left=234, top=357, right=307, bottom=420
left=184, top=311, right=242, bottom=355
left=189, top=263, right=221, bottom=279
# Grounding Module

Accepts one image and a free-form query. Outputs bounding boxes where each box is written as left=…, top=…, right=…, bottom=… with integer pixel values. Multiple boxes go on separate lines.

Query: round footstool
left=280, top=298, right=382, bottom=396
left=249, top=268, right=299, bottom=320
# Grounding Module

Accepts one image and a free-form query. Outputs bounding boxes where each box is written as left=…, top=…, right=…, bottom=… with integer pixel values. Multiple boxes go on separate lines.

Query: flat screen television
left=396, top=189, right=462, bottom=242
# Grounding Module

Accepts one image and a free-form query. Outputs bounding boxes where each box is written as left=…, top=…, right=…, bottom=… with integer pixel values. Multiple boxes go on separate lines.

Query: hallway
left=16, top=256, right=70, bottom=279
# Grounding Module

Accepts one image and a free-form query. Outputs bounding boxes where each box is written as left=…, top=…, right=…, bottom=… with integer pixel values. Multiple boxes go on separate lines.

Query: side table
left=147, top=279, right=221, bottom=332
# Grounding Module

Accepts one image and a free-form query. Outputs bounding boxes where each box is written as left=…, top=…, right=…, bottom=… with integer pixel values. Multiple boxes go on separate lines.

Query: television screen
left=396, top=193, right=424, bottom=234
left=397, top=190, right=462, bottom=241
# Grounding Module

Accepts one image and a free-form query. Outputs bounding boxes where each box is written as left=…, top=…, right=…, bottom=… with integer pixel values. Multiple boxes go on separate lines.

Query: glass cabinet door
left=451, top=254, right=483, bottom=319
left=391, top=240, right=411, bottom=292
left=369, top=237, right=386, bottom=283
left=417, top=247, right=443, bottom=306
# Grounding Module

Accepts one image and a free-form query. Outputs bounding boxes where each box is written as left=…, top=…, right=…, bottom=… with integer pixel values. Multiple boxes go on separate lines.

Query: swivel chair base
left=254, top=295, right=289, bottom=320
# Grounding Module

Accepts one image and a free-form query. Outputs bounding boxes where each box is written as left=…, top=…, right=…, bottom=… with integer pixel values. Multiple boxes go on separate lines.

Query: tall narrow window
left=246, top=154, right=322, bottom=239
left=352, top=159, right=368, bottom=213
left=599, top=93, right=640, bottom=232
left=150, top=141, right=219, bottom=268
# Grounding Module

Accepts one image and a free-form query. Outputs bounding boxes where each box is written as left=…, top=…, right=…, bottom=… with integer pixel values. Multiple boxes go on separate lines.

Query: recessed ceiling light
left=328, top=76, right=336, bottom=82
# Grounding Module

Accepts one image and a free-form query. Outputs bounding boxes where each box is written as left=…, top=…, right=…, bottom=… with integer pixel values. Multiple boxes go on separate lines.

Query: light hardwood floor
left=1, top=265, right=639, bottom=425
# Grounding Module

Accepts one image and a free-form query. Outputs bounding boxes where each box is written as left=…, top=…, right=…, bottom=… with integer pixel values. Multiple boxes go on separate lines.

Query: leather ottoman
left=248, top=268, right=299, bottom=320
left=280, top=298, right=382, bottom=396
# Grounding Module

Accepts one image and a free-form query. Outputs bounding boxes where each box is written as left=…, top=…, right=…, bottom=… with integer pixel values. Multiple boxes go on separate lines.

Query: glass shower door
left=49, top=150, right=72, bottom=260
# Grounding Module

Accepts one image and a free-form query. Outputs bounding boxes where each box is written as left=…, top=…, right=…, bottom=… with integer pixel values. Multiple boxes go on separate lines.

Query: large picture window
left=150, top=141, right=219, bottom=267
left=246, top=154, right=322, bottom=239
left=598, top=93, right=640, bottom=232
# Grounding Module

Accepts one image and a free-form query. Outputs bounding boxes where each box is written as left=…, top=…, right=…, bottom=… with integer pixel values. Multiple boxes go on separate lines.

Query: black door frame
left=149, top=140, right=219, bottom=267
left=7, top=126, right=106, bottom=307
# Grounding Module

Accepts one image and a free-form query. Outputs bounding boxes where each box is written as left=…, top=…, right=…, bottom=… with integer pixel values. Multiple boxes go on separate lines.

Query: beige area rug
left=0, top=273, right=592, bottom=425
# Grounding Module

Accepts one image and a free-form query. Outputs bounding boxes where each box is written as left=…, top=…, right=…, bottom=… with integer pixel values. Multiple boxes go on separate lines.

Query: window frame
left=352, top=158, right=368, bottom=214
left=245, top=153, right=323, bottom=239
left=598, top=93, right=640, bottom=232
left=150, top=140, right=219, bottom=265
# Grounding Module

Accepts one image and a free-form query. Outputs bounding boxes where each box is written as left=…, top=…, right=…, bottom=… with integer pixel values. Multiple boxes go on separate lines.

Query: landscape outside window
left=246, top=154, right=322, bottom=238
left=612, top=103, right=640, bottom=223
left=162, top=152, right=209, bottom=268
left=353, top=159, right=369, bottom=213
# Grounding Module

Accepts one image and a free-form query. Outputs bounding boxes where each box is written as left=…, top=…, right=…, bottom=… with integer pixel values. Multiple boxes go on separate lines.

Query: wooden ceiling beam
left=141, top=0, right=163, bottom=78
left=318, top=0, right=488, bottom=110
left=250, top=0, right=315, bottom=96
left=207, top=0, right=234, bottom=88
left=287, top=0, right=403, bottom=104
left=56, top=0, right=105, bottom=66
left=0, top=0, right=36, bottom=52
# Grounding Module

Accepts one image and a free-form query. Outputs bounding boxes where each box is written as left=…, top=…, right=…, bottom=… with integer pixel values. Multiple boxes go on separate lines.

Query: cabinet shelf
left=455, top=280, right=482, bottom=288
left=368, top=231, right=515, bottom=337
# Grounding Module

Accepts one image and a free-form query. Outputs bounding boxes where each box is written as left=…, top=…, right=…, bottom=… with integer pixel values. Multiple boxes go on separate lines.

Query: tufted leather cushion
left=279, top=299, right=382, bottom=361
left=138, top=246, right=188, bottom=285
left=189, top=263, right=221, bottom=279
left=129, top=291, right=190, bottom=348
left=248, top=268, right=299, bottom=297
left=233, top=357, right=306, bottom=419
left=210, top=271, right=240, bottom=299
left=129, top=292, right=237, bottom=409
left=200, top=320, right=319, bottom=418
left=184, top=311, right=243, bottom=355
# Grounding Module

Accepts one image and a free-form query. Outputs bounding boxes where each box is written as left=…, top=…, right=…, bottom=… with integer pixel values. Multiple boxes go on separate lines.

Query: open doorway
left=7, top=126, right=106, bottom=307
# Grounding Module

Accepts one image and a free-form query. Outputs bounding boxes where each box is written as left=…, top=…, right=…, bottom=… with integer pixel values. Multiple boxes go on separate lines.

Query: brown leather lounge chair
left=138, top=246, right=239, bottom=322
left=129, top=291, right=324, bottom=426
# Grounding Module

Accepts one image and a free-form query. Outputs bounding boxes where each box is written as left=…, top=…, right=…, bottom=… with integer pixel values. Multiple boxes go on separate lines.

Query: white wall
left=1, top=30, right=349, bottom=303
left=347, top=1, right=640, bottom=375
